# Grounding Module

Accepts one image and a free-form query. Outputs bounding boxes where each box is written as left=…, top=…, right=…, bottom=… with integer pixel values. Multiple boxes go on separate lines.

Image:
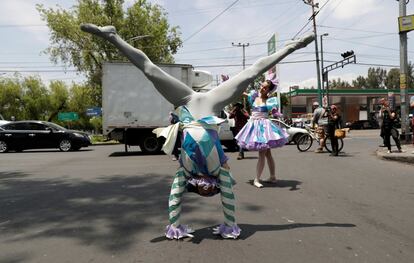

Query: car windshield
left=46, top=122, right=67, bottom=131
left=273, top=119, right=288, bottom=128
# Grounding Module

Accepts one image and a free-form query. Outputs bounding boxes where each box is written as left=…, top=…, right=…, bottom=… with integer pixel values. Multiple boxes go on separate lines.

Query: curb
left=91, top=142, right=121, bottom=146
left=376, top=145, right=414, bottom=164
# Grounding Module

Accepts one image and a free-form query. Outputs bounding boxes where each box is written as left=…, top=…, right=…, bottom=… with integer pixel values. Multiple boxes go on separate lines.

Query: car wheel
left=0, top=140, right=9, bottom=153
left=59, top=139, right=72, bottom=152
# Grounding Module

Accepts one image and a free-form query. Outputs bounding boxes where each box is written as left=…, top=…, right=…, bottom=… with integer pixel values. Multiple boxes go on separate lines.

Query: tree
left=66, top=83, right=95, bottom=130
left=37, top=0, right=182, bottom=105
left=385, top=68, right=400, bottom=90
left=48, top=80, right=69, bottom=121
left=0, top=76, right=24, bottom=120
left=328, top=78, right=352, bottom=90
left=21, top=76, right=51, bottom=120
left=365, top=67, right=387, bottom=89
left=352, top=76, right=367, bottom=90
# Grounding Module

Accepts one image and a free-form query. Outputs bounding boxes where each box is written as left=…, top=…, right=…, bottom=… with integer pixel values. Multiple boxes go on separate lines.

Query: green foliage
left=328, top=78, right=353, bottom=90
left=352, top=76, right=367, bottom=89
left=89, top=116, right=103, bottom=133
left=37, top=0, right=182, bottom=105
left=366, top=67, right=387, bottom=89
left=384, top=68, right=400, bottom=90
left=0, top=75, right=101, bottom=132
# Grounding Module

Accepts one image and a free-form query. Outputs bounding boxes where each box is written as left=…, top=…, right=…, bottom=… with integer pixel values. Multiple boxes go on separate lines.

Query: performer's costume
left=235, top=90, right=288, bottom=151
left=80, top=23, right=314, bottom=240
left=154, top=106, right=240, bottom=239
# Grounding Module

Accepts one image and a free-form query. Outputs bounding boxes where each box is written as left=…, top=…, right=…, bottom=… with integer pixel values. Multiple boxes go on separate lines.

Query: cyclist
left=311, top=102, right=328, bottom=153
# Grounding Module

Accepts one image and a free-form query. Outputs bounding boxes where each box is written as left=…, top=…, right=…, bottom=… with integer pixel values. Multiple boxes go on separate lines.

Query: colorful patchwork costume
left=80, top=23, right=314, bottom=239
left=156, top=106, right=240, bottom=239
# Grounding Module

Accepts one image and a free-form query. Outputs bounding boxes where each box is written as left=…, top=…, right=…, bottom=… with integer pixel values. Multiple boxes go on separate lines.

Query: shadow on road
left=247, top=179, right=302, bottom=191
left=109, top=151, right=164, bottom=157
left=0, top=171, right=215, bottom=253
left=150, top=222, right=356, bottom=244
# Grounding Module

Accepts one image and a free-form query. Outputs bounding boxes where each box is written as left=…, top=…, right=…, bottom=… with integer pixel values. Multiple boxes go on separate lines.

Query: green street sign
left=58, top=112, right=79, bottom=121
left=267, top=34, right=276, bottom=55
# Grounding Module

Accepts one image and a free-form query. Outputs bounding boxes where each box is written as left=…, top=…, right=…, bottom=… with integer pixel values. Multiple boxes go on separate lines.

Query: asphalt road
left=0, top=130, right=413, bottom=263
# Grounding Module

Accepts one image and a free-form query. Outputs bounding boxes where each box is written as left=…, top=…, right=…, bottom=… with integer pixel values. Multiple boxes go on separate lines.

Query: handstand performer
left=80, top=23, right=314, bottom=239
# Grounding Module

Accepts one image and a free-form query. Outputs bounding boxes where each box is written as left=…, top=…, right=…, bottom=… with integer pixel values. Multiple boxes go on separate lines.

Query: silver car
left=271, top=118, right=309, bottom=144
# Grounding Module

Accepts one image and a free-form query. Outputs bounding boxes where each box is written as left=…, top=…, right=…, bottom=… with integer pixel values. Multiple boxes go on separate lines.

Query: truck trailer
left=102, top=62, right=236, bottom=153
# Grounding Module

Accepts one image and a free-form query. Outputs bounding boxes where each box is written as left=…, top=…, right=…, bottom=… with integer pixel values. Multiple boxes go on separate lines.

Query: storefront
left=285, top=88, right=414, bottom=124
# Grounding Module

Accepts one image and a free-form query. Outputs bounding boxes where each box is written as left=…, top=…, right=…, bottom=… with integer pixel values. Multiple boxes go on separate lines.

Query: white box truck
left=102, top=62, right=236, bottom=153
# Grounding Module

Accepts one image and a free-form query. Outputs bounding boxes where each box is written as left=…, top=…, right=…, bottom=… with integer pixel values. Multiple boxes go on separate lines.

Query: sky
left=0, top=0, right=413, bottom=92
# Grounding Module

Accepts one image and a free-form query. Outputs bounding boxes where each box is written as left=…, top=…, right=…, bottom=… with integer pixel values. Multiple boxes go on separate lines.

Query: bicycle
left=296, top=125, right=344, bottom=152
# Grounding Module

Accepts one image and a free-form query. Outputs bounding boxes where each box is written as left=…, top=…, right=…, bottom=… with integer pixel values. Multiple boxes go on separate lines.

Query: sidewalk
left=376, top=143, right=414, bottom=164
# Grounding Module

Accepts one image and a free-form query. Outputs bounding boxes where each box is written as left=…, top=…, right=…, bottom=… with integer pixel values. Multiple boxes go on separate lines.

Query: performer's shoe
left=165, top=224, right=194, bottom=240
left=253, top=179, right=263, bottom=188
left=80, top=23, right=117, bottom=37
left=285, top=33, right=315, bottom=49
left=212, top=224, right=241, bottom=239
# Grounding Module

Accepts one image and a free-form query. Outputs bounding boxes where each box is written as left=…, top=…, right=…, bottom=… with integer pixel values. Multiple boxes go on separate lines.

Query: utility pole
left=320, top=33, right=329, bottom=96
left=398, top=0, right=410, bottom=142
left=303, top=0, right=323, bottom=106
left=232, top=42, right=249, bottom=69
left=232, top=42, right=250, bottom=107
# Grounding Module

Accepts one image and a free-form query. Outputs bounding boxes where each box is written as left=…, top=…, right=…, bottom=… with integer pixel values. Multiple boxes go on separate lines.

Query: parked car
left=271, top=118, right=309, bottom=144
left=0, top=114, right=9, bottom=126
left=345, top=120, right=379, bottom=130
left=0, top=121, right=91, bottom=153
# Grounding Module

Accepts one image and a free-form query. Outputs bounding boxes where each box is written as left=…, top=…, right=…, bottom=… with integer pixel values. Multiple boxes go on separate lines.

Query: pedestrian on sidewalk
left=229, top=102, right=250, bottom=160
left=380, top=100, right=402, bottom=153
left=378, top=98, right=386, bottom=147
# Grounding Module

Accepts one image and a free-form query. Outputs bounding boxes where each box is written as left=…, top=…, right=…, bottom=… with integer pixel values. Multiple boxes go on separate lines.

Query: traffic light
left=341, top=50, right=354, bottom=59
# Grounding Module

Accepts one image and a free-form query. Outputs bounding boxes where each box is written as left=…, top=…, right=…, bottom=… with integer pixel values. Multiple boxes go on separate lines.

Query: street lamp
left=320, top=33, right=328, bottom=97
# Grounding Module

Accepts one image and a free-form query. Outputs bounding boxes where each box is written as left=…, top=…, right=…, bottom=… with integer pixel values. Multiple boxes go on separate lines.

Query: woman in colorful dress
left=80, top=23, right=314, bottom=239
left=235, top=79, right=288, bottom=188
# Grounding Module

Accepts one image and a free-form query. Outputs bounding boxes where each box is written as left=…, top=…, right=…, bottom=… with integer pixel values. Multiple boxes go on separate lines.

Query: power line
left=183, top=0, right=240, bottom=43
left=194, top=59, right=316, bottom=68
left=318, top=25, right=395, bottom=35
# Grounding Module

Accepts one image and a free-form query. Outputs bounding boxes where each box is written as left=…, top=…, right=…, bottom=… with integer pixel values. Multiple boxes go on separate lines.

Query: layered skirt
left=235, top=112, right=288, bottom=151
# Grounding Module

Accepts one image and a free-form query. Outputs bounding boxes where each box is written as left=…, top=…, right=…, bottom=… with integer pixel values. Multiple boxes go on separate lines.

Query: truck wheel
left=140, top=134, right=163, bottom=154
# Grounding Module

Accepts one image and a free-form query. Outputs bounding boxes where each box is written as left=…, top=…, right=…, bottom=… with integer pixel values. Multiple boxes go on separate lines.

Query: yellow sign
left=400, top=73, right=407, bottom=89
left=399, top=15, right=414, bottom=33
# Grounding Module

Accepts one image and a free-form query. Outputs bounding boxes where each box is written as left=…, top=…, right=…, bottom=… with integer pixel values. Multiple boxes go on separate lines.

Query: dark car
left=345, top=120, right=379, bottom=130
left=0, top=121, right=91, bottom=153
